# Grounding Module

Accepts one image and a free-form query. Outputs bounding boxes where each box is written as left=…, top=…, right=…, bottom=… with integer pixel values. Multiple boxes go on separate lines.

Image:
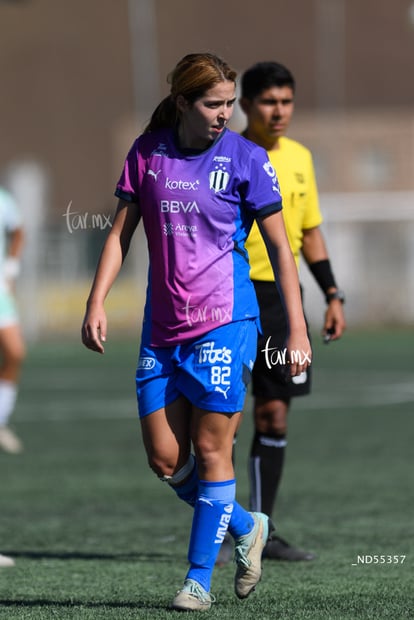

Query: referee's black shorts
left=252, top=280, right=312, bottom=402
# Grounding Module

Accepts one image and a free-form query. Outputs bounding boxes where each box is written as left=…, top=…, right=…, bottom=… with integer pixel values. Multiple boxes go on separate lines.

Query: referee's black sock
left=248, top=431, right=287, bottom=517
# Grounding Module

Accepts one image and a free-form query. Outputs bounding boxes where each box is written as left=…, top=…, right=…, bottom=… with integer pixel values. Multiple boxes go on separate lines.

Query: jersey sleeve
left=114, top=138, right=140, bottom=203
left=242, top=146, right=282, bottom=217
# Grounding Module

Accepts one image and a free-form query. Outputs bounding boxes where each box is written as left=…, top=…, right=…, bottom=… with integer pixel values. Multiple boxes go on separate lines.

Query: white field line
left=297, top=386, right=414, bottom=411
left=296, top=373, right=414, bottom=410
left=16, top=371, right=414, bottom=421
left=16, top=398, right=137, bottom=422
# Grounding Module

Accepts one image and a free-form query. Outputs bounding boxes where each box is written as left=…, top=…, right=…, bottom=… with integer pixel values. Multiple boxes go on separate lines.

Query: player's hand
left=322, top=300, right=346, bottom=343
left=81, top=303, right=107, bottom=354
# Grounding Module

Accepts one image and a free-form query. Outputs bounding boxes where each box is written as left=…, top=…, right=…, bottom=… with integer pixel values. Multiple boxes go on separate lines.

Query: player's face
left=241, top=85, right=294, bottom=146
left=177, top=80, right=236, bottom=150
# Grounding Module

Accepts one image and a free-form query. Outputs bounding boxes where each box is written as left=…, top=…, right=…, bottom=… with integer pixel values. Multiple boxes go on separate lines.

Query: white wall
left=299, top=191, right=414, bottom=328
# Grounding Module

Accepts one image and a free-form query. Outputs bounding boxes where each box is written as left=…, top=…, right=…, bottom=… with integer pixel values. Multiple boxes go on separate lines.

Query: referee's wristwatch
left=326, top=289, right=346, bottom=304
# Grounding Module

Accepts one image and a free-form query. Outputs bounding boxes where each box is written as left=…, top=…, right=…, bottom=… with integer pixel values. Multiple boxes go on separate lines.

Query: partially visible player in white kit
left=0, top=186, right=25, bottom=454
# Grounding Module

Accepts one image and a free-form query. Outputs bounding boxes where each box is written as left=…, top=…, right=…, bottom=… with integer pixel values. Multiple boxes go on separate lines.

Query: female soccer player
left=82, top=52, right=311, bottom=612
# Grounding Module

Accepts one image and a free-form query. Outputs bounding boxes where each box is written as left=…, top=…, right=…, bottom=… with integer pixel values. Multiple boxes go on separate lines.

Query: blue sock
left=186, top=479, right=235, bottom=591
left=169, top=465, right=254, bottom=546
left=227, top=502, right=255, bottom=539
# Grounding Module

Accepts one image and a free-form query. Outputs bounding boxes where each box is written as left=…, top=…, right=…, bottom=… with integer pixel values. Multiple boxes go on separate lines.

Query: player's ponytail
left=144, top=95, right=177, bottom=133
left=144, top=52, right=237, bottom=134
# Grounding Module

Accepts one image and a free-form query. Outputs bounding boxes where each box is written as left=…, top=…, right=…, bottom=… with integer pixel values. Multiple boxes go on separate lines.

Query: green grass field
left=1, top=328, right=413, bottom=619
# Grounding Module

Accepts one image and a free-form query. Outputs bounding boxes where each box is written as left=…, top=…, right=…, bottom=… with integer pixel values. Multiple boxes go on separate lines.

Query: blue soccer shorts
left=136, top=319, right=259, bottom=417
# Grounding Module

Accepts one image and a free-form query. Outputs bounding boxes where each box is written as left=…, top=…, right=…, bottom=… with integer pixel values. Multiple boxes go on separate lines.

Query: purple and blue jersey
left=115, top=127, right=282, bottom=347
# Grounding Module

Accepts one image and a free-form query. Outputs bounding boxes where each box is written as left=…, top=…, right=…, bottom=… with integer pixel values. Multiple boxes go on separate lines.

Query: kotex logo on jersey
left=148, top=168, right=201, bottom=193
left=164, top=177, right=200, bottom=191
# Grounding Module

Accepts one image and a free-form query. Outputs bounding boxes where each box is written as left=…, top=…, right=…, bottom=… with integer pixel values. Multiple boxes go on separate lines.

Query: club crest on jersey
left=209, top=164, right=230, bottom=193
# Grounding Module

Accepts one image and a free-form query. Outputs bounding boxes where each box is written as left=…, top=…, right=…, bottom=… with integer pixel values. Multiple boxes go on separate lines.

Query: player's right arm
left=81, top=199, right=141, bottom=353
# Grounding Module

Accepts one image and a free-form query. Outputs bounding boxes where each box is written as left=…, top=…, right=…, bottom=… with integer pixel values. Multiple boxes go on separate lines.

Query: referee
left=217, top=61, right=346, bottom=564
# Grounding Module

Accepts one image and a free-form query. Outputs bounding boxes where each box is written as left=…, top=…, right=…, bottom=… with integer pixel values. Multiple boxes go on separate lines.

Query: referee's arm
left=301, top=226, right=346, bottom=341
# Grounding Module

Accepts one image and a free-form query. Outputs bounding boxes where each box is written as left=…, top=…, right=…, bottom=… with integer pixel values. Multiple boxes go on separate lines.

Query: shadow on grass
left=0, top=599, right=167, bottom=611
left=0, top=550, right=170, bottom=562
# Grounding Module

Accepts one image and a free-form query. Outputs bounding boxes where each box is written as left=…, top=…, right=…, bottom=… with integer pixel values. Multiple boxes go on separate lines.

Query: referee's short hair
left=241, top=62, right=296, bottom=100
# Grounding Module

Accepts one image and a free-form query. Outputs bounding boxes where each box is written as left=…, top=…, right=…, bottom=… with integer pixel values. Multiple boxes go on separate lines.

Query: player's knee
left=3, top=343, right=26, bottom=368
left=159, top=455, right=195, bottom=485
left=193, top=438, right=215, bottom=465
left=147, top=449, right=194, bottom=481
left=192, top=437, right=224, bottom=475
left=146, top=453, right=176, bottom=479
left=254, top=400, right=288, bottom=435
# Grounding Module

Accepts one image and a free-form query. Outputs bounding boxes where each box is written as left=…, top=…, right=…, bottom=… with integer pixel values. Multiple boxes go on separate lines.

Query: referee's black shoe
left=263, top=534, right=315, bottom=561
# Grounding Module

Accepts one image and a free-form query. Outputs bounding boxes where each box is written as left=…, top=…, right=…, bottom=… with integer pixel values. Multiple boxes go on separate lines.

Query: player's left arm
left=302, top=226, right=346, bottom=341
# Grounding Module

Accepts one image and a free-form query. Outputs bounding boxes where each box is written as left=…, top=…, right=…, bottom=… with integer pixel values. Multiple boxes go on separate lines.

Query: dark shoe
left=215, top=531, right=233, bottom=566
left=263, top=535, right=315, bottom=561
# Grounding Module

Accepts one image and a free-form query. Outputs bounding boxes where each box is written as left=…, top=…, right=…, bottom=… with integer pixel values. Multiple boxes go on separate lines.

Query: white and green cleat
left=234, top=512, right=274, bottom=599
left=172, top=578, right=216, bottom=612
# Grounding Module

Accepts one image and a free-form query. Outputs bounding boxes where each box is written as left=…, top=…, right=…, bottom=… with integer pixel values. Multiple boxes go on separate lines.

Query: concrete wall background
left=0, top=0, right=413, bottom=337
